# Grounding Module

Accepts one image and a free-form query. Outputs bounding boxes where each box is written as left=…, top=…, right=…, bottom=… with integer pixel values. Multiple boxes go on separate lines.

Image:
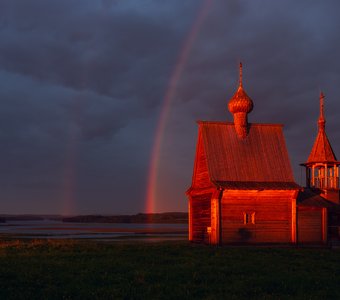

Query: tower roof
left=307, top=131, right=337, bottom=163
left=305, top=92, right=338, bottom=165
left=228, top=62, right=254, bottom=115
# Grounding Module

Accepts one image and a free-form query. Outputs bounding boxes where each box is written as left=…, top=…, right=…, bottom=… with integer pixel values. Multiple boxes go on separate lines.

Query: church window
left=243, top=212, right=255, bottom=225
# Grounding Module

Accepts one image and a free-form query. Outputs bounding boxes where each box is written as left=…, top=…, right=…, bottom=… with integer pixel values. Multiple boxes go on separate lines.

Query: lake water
left=0, top=220, right=188, bottom=241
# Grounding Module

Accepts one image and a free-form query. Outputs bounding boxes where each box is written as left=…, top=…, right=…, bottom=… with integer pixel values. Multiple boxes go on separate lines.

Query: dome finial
left=239, top=61, right=243, bottom=87
left=318, top=91, right=325, bottom=130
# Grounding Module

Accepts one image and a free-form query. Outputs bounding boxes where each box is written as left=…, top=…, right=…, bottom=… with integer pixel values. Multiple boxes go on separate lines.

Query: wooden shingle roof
left=199, top=121, right=299, bottom=189
left=304, top=92, right=339, bottom=165
left=306, top=129, right=337, bottom=164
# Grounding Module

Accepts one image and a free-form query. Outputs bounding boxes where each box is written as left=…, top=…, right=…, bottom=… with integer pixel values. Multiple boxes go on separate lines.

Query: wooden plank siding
left=191, top=193, right=212, bottom=243
left=221, top=190, right=296, bottom=244
left=297, top=207, right=323, bottom=244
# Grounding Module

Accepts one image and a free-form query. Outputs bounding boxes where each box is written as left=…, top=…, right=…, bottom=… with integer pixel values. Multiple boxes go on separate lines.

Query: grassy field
left=0, top=240, right=339, bottom=299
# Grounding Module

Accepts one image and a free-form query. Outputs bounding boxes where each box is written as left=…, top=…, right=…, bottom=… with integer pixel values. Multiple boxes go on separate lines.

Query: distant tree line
left=62, top=212, right=188, bottom=224
left=0, top=215, right=45, bottom=222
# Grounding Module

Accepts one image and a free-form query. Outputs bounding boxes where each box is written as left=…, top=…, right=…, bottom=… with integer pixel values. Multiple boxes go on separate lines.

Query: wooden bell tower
left=301, top=92, right=340, bottom=204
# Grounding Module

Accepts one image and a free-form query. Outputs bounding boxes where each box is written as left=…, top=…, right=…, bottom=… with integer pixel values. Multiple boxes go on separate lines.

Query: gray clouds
left=0, top=0, right=340, bottom=213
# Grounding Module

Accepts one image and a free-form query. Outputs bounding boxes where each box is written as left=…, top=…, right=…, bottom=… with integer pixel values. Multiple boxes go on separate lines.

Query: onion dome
left=228, top=62, right=254, bottom=115
left=228, top=62, right=253, bottom=139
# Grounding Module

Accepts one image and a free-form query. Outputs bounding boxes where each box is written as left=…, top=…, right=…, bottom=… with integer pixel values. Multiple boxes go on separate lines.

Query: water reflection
left=0, top=220, right=188, bottom=241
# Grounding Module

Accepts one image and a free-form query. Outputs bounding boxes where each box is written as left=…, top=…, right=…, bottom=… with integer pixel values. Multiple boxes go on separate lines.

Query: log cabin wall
left=191, top=192, right=212, bottom=243
left=297, top=206, right=324, bottom=244
left=221, top=190, right=296, bottom=244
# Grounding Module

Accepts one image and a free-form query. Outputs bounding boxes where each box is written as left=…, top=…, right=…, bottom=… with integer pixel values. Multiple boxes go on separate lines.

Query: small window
left=243, top=212, right=255, bottom=225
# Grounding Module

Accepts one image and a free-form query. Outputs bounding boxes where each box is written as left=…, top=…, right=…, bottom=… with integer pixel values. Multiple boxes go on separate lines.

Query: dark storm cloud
left=0, top=0, right=201, bottom=213
left=1, top=0, right=340, bottom=213
left=1, top=1, right=174, bottom=98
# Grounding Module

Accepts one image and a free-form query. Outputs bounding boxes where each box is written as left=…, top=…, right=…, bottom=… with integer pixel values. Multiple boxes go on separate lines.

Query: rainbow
left=145, top=0, right=213, bottom=213
left=61, top=97, right=82, bottom=216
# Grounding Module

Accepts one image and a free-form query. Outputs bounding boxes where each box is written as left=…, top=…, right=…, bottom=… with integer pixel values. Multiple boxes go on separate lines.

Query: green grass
left=0, top=240, right=339, bottom=299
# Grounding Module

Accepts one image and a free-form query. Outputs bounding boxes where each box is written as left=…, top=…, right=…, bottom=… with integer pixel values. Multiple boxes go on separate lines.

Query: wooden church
left=186, top=63, right=340, bottom=245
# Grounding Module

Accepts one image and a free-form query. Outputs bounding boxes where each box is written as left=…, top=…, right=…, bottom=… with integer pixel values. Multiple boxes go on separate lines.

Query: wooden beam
left=188, top=197, right=193, bottom=241
left=291, top=191, right=298, bottom=244
left=210, top=190, right=221, bottom=245
left=306, top=167, right=310, bottom=188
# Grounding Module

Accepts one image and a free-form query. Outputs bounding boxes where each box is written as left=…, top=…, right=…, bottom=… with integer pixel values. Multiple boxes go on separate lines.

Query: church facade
left=186, top=64, right=340, bottom=245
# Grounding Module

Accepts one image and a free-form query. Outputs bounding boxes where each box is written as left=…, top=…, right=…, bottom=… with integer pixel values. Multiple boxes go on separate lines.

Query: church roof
left=306, top=129, right=337, bottom=164
left=304, top=92, right=339, bottom=165
left=199, top=121, right=299, bottom=189
left=297, top=188, right=337, bottom=208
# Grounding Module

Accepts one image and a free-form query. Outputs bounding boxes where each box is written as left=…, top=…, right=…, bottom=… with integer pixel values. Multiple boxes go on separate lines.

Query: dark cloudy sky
left=1, top=0, right=340, bottom=215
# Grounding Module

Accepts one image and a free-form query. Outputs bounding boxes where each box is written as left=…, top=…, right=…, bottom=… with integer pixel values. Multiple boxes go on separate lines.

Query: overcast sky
left=1, top=0, right=340, bottom=215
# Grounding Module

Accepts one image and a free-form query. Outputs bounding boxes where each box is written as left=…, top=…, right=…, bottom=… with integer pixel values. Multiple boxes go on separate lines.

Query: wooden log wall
left=297, top=207, right=323, bottom=243
left=191, top=193, right=212, bottom=243
left=221, top=190, right=296, bottom=244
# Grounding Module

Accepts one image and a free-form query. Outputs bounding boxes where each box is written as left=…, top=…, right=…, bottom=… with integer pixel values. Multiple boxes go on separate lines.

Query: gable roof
left=199, top=121, right=299, bottom=190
